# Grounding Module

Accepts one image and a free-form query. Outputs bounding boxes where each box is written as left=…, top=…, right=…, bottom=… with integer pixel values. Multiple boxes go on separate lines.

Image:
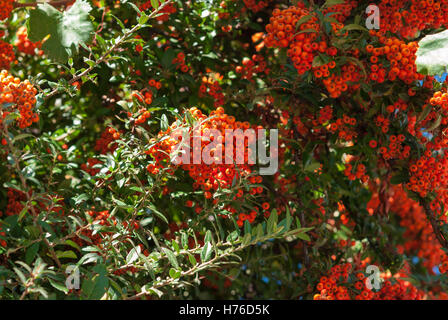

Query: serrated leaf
left=27, top=0, right=94, bottom=63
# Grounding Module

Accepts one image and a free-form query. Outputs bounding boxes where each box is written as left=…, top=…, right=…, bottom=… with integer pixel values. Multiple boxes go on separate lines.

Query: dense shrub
left=1, top=0, right=448, bottom=300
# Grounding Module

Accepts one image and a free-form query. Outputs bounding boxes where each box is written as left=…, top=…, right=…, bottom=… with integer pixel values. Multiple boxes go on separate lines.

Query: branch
left=292, top=125, right=310, bottom=269
left=421, top=198, right=448, bottom=250
left=13, top=0, right=73, bottom=8
left=125, top=228, right=305, bottom=300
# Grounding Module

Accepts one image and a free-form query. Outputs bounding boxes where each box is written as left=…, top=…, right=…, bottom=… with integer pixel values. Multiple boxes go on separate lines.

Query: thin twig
left=421, top=198, right=448, bottom=250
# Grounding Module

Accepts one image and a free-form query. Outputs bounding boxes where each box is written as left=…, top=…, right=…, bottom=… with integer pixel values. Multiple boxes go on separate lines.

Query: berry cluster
left=132, top=89, right=153, bottom=105
left=313, top=262, right=423, bottom=300
left=0, top=70, right=38, bottom=129
left=0, top=0, right=13, bottom=21
left=148, top=78, right=162, bottom=90
left=328, top=114, right=358, bottom=142
left=367, top=34, right=422, bottom=84
left=379, top=134, right=410, bottom=161
left=321, top=63, right=361, bottom=98
left=94, top=127, right=121, bottom=154
left=235, top=54, right=268, bottom=81
left=0, top=226, right=6, bottom=248
left=242, top=0, right=271, bottom=13
left=139, top=0, right=176, bottom=22
left=0, top=188, right=26, bottom=217
left=81, top=158, right=102, bottom=176
left=343, top=161, right=368, bottom=183
left=265, top=6, right=320, bottom=74
left=146, top=107, right=267, bottom=226
left=0, top=39, right=15, bottom=70
left=198, top=76, right=225, bottom=108
left=388, top=185, right=447, bottom=272
left=172, top=51, right=189, bottom=73
left=377, top=0, right=448, bottom=38
left=322, top=1, right=357, bottom=23
left=14, top=26, right=41, bottom=55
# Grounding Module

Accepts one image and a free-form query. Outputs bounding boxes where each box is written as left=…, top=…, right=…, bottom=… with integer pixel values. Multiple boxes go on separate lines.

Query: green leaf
left=49, top=279, right=69, bottom=294
left=87, top=272, right=109, bottom=299
left=126, top=246, right=141, bottom=264
left=11, top=134, right=34, bottom=144
left=304, top=161, right=321, bottom=173
left=18, top=205, right=28, bottom=222
left=267, top=209, right=278, bottom=233
left=286, top=207, right=292, bottom=231
left=242, top=233, right=252, bottom=246
left=417, top=105, right=432, bottom=123
left=150, top=0, right=159, bottom=10
left=256, top=224, right=264, bottom=239
left=169, top=268, right=181, bottom=279
left=204, top=230, right=212, bottom=244
left=200, top=242, right=213, bottom=262
left=294, top=14, right=313, bottom=31
left=416, top=29, right=448, bottom=76
left=339, top=24, right=368, bottom=33
left=426, top=114, right=443, bottom=131
left=171, top=239, right=180, bottom=254
left=149, top=204, right=168, bottom=224
left=312, top=55, right=327, bottom=68
left=56, top=250, right=77, bottom=259
left=297, top=232, right=311, bottom=241
left=187, top=252, right=197, bottom=266
left=65, top=240, right=81, bottom=252
left=181, top=232, right=189, bottom=249
left=160, top=114, right=169, bottom=131
left=390, top=171, right=410, bottom=185
left=139, top=13, right=149, bottom=25
left=322, top=0, right=346, bottom=7
left=27, top=0, right=94, bottom=63
left=244, top=220, right=251, bottom=235
left=25, top=242, right=40, bottom=264
left=162, top=248, right=179, bottom=269
left=161, top=49, right=175, bottom=69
